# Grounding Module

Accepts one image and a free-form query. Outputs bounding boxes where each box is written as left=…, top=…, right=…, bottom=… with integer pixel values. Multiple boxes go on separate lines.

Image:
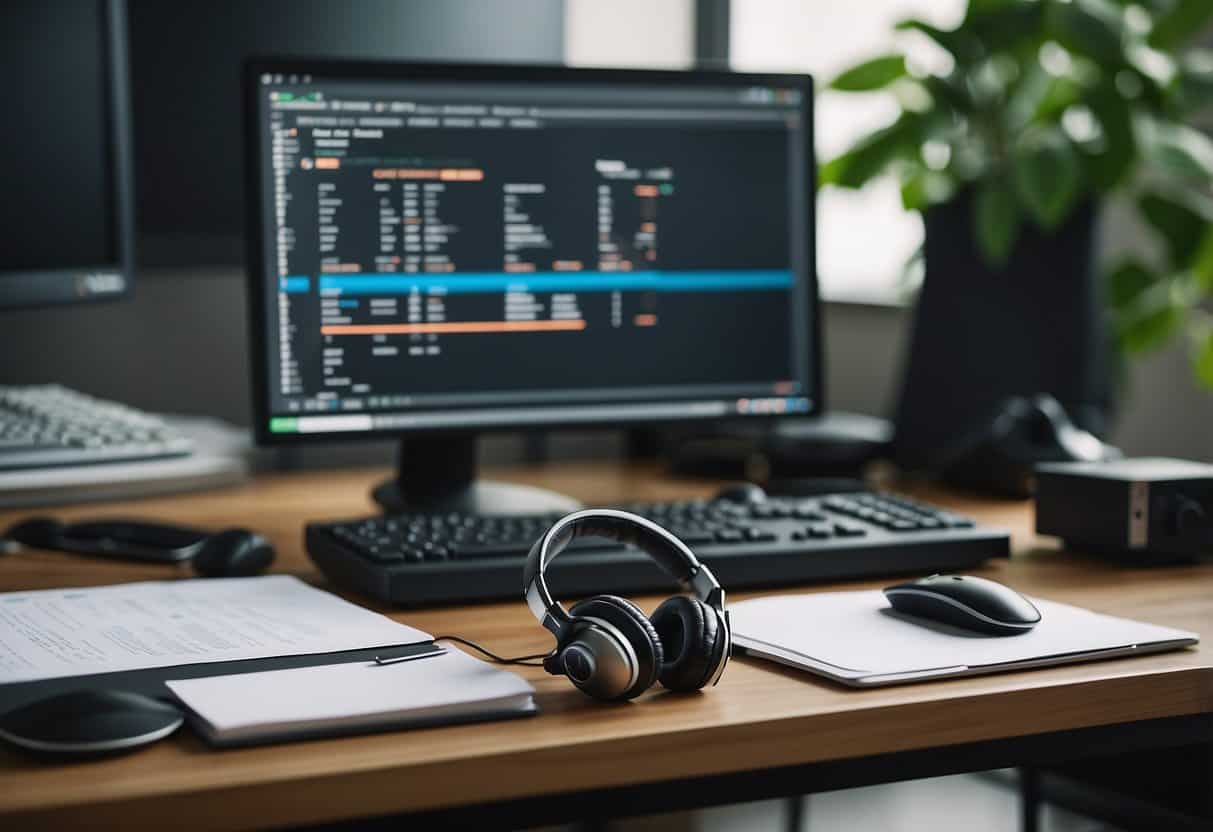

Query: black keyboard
left=0, top=385, right=192, bottom=471
left=306, top=492, right=1010, bottom=605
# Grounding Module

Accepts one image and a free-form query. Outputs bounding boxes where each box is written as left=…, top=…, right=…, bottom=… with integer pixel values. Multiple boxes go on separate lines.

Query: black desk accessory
left=915, top=394, right=1120, bottom=498
left=893, top=195, right=1113, bottom=481
left=2, top=517, right=274, bottom=577
left=883, top=574, right=1042, bottom=636
left=1036, top=457, right=1213, bottom=563
left=191, top=529, right=275, bottom=577
left=0, top=690, right=184, bottom=757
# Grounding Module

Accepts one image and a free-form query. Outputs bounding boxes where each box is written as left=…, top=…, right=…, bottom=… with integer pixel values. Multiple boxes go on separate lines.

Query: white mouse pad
left=730, top=591, right=1199, bottom=687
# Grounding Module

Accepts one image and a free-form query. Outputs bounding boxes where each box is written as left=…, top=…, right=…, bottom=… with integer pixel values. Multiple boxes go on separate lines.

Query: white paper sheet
left=0, top=575, right=431, bottom=684
left=167, top=646, right=536, bottom=744
left=731, top=591, right=1199, bottom=686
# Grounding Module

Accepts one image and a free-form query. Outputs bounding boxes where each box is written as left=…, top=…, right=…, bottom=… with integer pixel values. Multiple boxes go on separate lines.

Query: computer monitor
left=245, top=60, right=819, bottom=513
left=0, top=0, right=134, bottom=309
left=129, top=1, right=564, bottom=266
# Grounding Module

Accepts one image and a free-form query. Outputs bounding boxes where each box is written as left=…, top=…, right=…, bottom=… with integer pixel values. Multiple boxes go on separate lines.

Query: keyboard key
left=833, top=523, right=867, bottom=537
left=449, top=541, right=526, bottom=559
left=364, top=546, right=405, bottom=563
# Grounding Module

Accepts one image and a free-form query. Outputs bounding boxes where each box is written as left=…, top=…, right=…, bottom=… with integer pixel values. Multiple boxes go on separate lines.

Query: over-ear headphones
left=523, top=509, right=731, bottom=701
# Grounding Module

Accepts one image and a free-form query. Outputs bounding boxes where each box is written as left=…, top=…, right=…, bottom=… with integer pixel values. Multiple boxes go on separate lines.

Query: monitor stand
left=371, top=433, right=583, bottom=516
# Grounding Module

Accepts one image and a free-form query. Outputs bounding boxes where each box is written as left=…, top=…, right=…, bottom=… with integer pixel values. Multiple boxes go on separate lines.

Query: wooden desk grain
left=1, top=462, right=1210, bottom=830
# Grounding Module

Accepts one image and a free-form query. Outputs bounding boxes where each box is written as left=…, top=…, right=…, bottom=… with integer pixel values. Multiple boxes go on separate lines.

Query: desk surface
left=1, top=462, right=1211, bottom=830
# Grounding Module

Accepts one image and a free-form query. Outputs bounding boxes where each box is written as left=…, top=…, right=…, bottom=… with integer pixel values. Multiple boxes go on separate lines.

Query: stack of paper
left=0, top=575, right=431, bottom=684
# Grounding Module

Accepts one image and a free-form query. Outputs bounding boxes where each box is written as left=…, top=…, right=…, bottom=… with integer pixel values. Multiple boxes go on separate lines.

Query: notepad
left=167, top=647, right=537, bottom=746
left=731, top=591, right=1199, bottom=687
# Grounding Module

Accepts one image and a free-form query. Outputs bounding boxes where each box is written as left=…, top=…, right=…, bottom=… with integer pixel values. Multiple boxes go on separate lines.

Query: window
left=731, top=0, right=965, bottom=303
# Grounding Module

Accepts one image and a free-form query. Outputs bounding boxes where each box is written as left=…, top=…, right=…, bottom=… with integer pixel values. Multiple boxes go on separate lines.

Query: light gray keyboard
left=0, top=385, right=192, bottom=470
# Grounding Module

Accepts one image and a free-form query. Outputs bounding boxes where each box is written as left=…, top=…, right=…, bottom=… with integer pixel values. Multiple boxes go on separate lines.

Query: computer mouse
left=714, top=482, right=767, bottom=504
left=191, top=528, right=275, bottom=577
left=883, top=574, right=1042, bottom=636
left=3, top=516, right=64, bottom=549
left=0, top=689, right=184, bottom=756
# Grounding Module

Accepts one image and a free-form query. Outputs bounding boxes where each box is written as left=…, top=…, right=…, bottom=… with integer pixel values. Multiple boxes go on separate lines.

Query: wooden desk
left=1, top=462, right=1211, bottom=830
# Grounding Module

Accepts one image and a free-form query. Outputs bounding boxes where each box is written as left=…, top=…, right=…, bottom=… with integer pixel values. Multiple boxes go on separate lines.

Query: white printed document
left=0, top=575, right=431, bottom=684
left=168, top=647, right=537, bottom=746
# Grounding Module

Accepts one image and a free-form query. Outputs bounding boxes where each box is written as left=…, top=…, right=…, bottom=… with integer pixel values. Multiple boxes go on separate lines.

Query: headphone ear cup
left=567, top=595, right=663, bottom=700
left=650, top=596, right=724, bottom=692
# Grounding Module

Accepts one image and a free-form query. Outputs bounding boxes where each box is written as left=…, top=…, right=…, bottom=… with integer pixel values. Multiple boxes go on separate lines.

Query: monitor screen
left=247, top=62, right=817, bottom=441
left=0, top=0, right=132, bottom=308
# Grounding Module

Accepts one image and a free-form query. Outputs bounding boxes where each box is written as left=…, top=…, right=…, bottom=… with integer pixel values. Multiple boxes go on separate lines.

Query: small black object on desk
left=0, top=690, right=184, bottom=757
left=1, top=517, right=275, bottom=577
left=1036, top=457, right=1213, bottom=563
left=192, top=529, right=275, bottom=577
left=883, top=574, right=1042, bottom=636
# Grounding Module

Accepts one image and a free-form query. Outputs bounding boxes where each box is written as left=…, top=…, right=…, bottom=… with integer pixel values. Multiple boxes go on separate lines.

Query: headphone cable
left=432, top=634, right=554, bottom=667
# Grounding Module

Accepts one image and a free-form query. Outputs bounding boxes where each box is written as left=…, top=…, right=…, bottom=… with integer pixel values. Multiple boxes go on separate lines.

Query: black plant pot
left=893, top=193, right=1113, bottom=473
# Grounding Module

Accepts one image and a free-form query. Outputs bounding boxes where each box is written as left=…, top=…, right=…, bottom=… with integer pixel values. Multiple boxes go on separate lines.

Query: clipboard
left=0, top=642, right=441, bottom=714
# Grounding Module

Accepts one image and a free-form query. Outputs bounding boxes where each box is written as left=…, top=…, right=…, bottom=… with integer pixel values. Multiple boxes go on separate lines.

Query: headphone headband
left=523, top=509, right=725, bottom=640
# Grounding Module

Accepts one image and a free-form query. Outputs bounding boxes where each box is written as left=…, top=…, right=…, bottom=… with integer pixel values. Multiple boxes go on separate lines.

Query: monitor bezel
left=0, top=0, right=135, bottom=311
left=244, top=57, right=822, bottom=446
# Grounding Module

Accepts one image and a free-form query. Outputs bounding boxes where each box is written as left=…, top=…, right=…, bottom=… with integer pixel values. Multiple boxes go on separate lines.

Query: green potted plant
left=820, top=0, right=1213, bottom=468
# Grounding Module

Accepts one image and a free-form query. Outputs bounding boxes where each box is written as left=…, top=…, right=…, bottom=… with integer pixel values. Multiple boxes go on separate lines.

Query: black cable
left=432, top=634, right=554, bottom=667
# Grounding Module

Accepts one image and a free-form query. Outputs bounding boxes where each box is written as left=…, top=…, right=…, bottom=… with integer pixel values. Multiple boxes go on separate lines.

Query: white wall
left=565, top=0, right=694, bottom=68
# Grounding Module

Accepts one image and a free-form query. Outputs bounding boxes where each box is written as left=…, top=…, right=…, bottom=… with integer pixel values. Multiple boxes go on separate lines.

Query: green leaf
left=1195, top=330, right=1213, bottom=389
left=830, top=55, right=908, bottom=92
left=1047, top=2, right=1127, bottom=68
left=966, top=0, right=1019, bottom=16
left=970, top=1, right=1047, bottom=53
left=1149, top=0, right=1213, bottom=51
left=1115, top=291, right=1186, bottom=352
left=901, top=168, right=957, bottom=210
left=974, top=181, right=1021, bottom=267
left=901, top=173, right=928, bottom=211
left=1194, top=227, right=1213, bottom=291
left=1175, top=49, right=1213, bottom=109
left=1139, top=192, right=1209, bottom=265
left=1012, top=130, right=1083, bottom=229
left=921, top=75, right=975, bottom=115
left=1142, top=120, right=1213, bottom=181
left=819, top=115, right=919, bottom=189
left=1082, top=85, right=1137, bottom=190
left=1106, top=259, right=1155, bottom=308
left=895, top=18, right=978, bottom=63
left=1033, top=75, right=1083, bottom=123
